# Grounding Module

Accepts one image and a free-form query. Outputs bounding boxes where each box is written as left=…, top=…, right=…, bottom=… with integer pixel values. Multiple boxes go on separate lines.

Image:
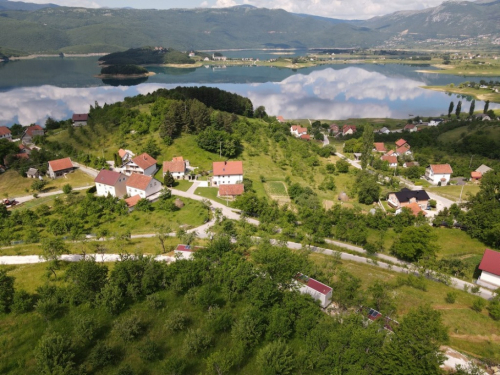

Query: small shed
left=477, top=249, right=500, bottom=289
left=338, top=192, right=349, bottom=202
left=26, top=168, right=40, bottom=179
left=471, top=171, right=482, bottom=181
left=294, top=273, right=332, bottom=308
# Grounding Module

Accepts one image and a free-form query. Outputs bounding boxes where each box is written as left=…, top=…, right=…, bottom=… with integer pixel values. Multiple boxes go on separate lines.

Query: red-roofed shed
left=477, top=249, right=500, bottom=288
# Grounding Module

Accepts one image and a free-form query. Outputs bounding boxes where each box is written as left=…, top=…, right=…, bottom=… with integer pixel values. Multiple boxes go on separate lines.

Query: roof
left=72, top=113, right=88, bottom=122
left=386, top=150, right=395, bottom=156
left=126, top=173, right=153, bottom=190
left=125, top=195, right=141, bottom=208
left=373, top=142, right=386, bottom=152
left=15, top=153, right=29, bottom=159
left=404, top=162, right=419, bottom=167
left=213, top=161, right=243, bottom=176
left=476, top=164, right=492, bottom=174
left=0, top=126, right=11, bottom=136
left=118, top=149, right=127, bottom=158
left=26, top=168, right=38, bottom=176
left=300, top=134, right=311, bottom=140
left=277, top=116, right=285, bottom=122
left=404, top=124, right=416, bottom=130
left=25, top=125, right=43, bottom=136
left=395, top=139, right=407, bottom=147
left=478, top=249, right=500, bottom=276
left=343, top=125, right=357, bottom=133
left=406, top=202, right=426, bottom=216
left=471, top=171, right=482, bottom=179
left=131, top=153, right=157, bottom=170
left=163, top=160, right=186, bottom=174
left=381, top=155, right=397, bottom=164
left=296, top=273, right=332, bottom=295
left=430, top=164, right=453, bottom=174
left=172, top=156, right=184, bottom=162
left=94, top=169, right=124, bottom=186
left=219, top=184, right=244, bottom=196
left=392, top=188, right=430, bottom=203
left=396, top=145, right=411, bottom=154
left=291, top=125, right=307, bottom=133
left=48, top=157, right=73, bottom=172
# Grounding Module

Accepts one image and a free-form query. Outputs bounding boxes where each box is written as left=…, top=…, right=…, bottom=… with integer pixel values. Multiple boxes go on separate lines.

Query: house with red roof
left=212, top=161, right=243, bottom=186
left=395, top=138, right=409, bottom=148
left=404, top=124, right=417, bottom=132
left=295, top=273, right=332, bottom=308
left=174, top=244, right=204, bottom=260
left=300, top=134, right=311, bottom=141
left=218, top=184, right=244, bottom=199
left=470, top=171, right=482, bottom=181
left=330, top=124, right=340, bottom=135
left=0, top=126, right=12, bottom=141
left=477, top=249, right=500, bottom=288
left=373, top=142, right=386, bottom=153
left=118, top=149, right=135, bottom=165
left=425, top=164, right=453, bottom=185
left=124, top=195, right=142, bottom=211
left=396, top=145, right=412, bottom=156
left=290, top=125, right=308, bottom=137
left=381, top=154, right=398, bottom=168
left=125, top=173, right=162, bottom=199
left=342, top=125, right=357, bottom=136
left=95, top=169, right=128, bottom=198
left=48, top=157, right=74, bottom=178
left=163, top=157, right=187, bottom=179
left=72, top=113, right=89, bottom=127
left=123, top=153, right=157, bottom=176
left=276, top=116, right=286, bottom=123
left=21, top=125, right=44, bottom=144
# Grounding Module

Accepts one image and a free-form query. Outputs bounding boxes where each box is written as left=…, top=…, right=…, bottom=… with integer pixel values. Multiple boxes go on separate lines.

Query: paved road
left=73, top=162, right=99, bottom=178
left=335, top=151, right=363, bottom=170
left=15, top=186, right=90, bottom=204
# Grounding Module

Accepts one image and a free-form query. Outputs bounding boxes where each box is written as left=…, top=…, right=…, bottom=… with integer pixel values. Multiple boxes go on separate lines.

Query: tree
left=164, top=171, right=175, bottom=187
left=135, top=198, right=153, bottom=212
left=468, top=99, right=475, bottom=117
left=254, top=106, right=267, bottom=119
left=0, top=269, right=15, bottom=313
left=332, top=270, right=361, bottom=309
left=336, top=159, right=350, bottom=173
left=65, top=258, right=108, bottom=304
left=455, top=100, right=462, bottom=118
left=448, top=101, right=454, bottom=118
left=40, top=238, right=68, bottom=279
left=368, top=280, right=395, bottom=315
left=483, top=100, right=489, bottom=114
left=156, top=225, right=171, bottom=253
left=62, top=184, right=72, bottom=194
left=141, top=138, right=160, bottom=158
left=35, top=331, right=75, bottom=375
left=390, top=226, right=439, bottom=262
left=356, top=171, right=381, bottom=204
left=360, top=124, right=374, bottom=170
left=257, top=340, right=295, bottom=375
left=31, top=179, right=48, bottom=193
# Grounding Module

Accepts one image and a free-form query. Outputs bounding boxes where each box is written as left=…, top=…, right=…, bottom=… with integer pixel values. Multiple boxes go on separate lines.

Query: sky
left=13, top=0, right=451, bottom=19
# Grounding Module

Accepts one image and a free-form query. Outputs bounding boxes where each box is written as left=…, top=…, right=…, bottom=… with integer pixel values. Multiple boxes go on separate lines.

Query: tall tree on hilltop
left=469, top=99, right=475, bottom=117
left=455, top=100, right=462, bottom=118
left=448, top=101, right=454, bottom=118
left=360, top=124, right=374, bottom=170
left=484, top=100, right=490, bottom=114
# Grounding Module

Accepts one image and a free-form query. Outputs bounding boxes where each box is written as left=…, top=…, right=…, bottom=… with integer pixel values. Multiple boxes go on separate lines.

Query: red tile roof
left=291, top=125, right=307, bottom=133
left=396, top=145, right=411, bottom=154
left=430, top=164, right=453, bottom=174
left=277, top=116, right=285, bottom=122
left=479, top=249, right=500, bottom=276
left=406, top=202, right=426, bottom=216
left=125, top=195, right=141, bottom=208
left=386, top=150, right=395, bottom=156
left=219, top=184, right=244, bottom=196
left=25, top=125, right=43, bottom=137
left=48, top=157, right=73, bottom=172
left=131, top=153, right=157, bottom=170
left=0, top=126, right=11, bottom=136
left=373, top=142, right=386, bottom=152
left=72, top=114, right=88, bottom=121
left=15, top=153, right=29, bottom=159
left=118, top=149, right=127, bottom=158
left=94, top=169, right=124, bottom=186
left=395, top=138, right=407, bottom=147
left=296, top=273, right=332, bottom=295
left=404, top=124, right=416, bottom=130
left=343, top=125, right=357, bottom=133
left=300, top=134, right=311, bottom=140
left=163, top=160, right=186, bottom=174
left=213, top=161, right=243, bottom=176
left=126, top=173, right=153, bottom=190
left=471, top=171, right=482, bottom=179
left=382, top=155, right=397, bottom=164
left=172, top=156, right=184, bottom=162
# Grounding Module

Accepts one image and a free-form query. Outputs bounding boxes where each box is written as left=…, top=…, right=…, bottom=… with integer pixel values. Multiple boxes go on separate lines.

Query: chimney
left=224, top=161, right=227, bottom=165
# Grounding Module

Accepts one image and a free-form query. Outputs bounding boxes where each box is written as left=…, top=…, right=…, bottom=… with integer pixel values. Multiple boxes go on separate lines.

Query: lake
left=0, top=55, right=498, bottom=126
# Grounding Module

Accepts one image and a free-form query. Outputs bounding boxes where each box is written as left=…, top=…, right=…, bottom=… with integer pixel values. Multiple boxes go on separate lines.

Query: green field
left=264, top=181, right=288, bottom=196
left=427, top=184, right=481, bottom=202
left=438, top=124, right=500, bottom=144
left=424, top=86, right=500, bottom=104
left=194, top=187, right=234, bottom=207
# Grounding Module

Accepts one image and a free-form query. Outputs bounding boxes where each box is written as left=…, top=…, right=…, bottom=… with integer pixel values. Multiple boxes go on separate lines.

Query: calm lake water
left=0, top=55, right=498, bottom=126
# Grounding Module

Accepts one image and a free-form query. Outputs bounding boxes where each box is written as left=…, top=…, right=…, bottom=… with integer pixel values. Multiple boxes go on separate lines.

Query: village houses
left=290, top=125, right=308, bottom=137
left=381, top=154, right=398, bottom=168
left=125, top=173, right=162, bottom=199
left=123, top=153, right=157, bottom=176
left=218, top=183, right=245, bottom=199
left=48, top=157, right=74, bottom=179
left=295, top=273, right=332, bottom=308
left=425, top=164, right=453, bottom=185
left=212, top=161, right=243, bottom=186
left=118, top=149, right=135, bottom=165
left=95, top=169, right=128, bottom=198
left=72, top=113, right=89, bottom=127
left=163, top=157, right=188, bottom=179
left=21, top=125, right=44, bottom=144
left=373, top=142, right=386, bottom=153
left=342, top=125, right=357, bottom=136
left=404, top=124, right=417, bottom=132
left=0, top=126, right=12, bottom=141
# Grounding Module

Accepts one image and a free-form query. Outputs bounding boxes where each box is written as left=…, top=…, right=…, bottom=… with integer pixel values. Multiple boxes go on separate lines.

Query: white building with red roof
left=163, top=157, right=187, bottom=179
left=123, top=153, right=157, bottom=176
left=477, top=249, right=500, bottom=288
left=212, top=161, right=243, bottom=186
left=72, top=113, right=89, bottom=127
left=381, top=154, right=398, bottom=168
left=425, top=164, right=453, bottom=185
left=118, top=149, right=135, bottom=165
left=174, top=244, right=204, bottom=260
left=290, top=125, right=308, bottom=137
left=125, top=173, right=162, bottom=198
left=0, top=126, right=12, bottom=141
left=218, top=184, right=244, bottom=198
left=342, top=125, right=357, bottom=136
left=373, top=142, right=386, bottom=153
left=276, top=116, right=286, bottom=123
left=48, top=157, right=74, bottom=178
left=21, top=125, right=44, bottom=144
left=295, top=273, right=332, bottom=308
left=95, top=169, right=128, bottom=198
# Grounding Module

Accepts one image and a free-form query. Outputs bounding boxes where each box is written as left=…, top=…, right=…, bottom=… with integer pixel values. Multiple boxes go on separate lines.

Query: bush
left=35, top=296, right=60, bottom=321
left=428, top=199, right=437, bottom=208
left=73, top=314, right=99, bottom=345
left=165, top=309, right=189, bottom=332
left=325, top=163, right=336, bottom=173
left=113, top=314, right=145, bottom=342
left=162, top=357, right=186, bottom=375
left=471, top=298, right=485, bottom=312
left=11, top=289, right=34, bottom=314
left=116, top=364, right=136, bottom=375
left=87, top=186, right=97, bottom=194
left=138, top=338, right=161, bottom=362
left=487, top=300, right=500, bottom=321
left=99, top=283, right=125, bottom=315
left=183, top=328, right=213, bottom=354
left=257, top=339, right=295, bottom=375
left=336, top=159, right=350, bottom=173
left=35, top=331, right=75, bottom=375
left=146, top=293, right=164, bottom=310
left=62, top=184, right=72, bottom=194
left=445, top=292, right=457, bottom=304
left=86, top=341, right=115, bottom=371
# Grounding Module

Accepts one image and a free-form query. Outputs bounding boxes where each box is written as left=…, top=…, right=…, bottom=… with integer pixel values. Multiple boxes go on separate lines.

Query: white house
left=163, top=157, right=187, bottom=179
left=425, top=164, right=453, bottom=185
left=0, top=126, right=12, bottom=141
left=125, top=173, right=162, bottom=198
left=72, top=113, right=88, bottom=127
left=477, top=249, right=500, bottom=289
left=379, top=127, right=391, bottom=134
left=381, top=154, right=398, bottom=168
left=118, top=149, right=135, bottom=165
left=212, top=161, right=243, bottom=186
left=94, top=169, right=128, bottom=198
left=123, top=153, right=157, bottom=176
left=290, top=125, right=308, bottom=137
left=429, top=118, right=443, bottom=126
left=295, top=273, right=332, bottom=308
left=404, top=124, right=417, bottom=132
left=48, top=157, right=74, bottom=179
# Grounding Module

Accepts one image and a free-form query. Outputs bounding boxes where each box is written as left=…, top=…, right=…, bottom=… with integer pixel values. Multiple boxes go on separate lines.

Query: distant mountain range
left=0, top=0, right=498, bottom=54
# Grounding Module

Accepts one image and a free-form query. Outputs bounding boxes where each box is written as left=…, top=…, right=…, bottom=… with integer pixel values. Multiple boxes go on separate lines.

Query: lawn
left=438, top=124, right=500, bottom=144
left=428, top=184, right=481, bottom=202
left=0, top=169, right=94, bottom=198
left=264, top=181, right=288, bottom=196
left=310, top=253, right=500, bottom=362
left=194, top=187, right=234, bottom=207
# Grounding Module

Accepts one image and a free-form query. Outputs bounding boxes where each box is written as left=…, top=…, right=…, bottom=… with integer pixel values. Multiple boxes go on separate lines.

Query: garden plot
left=264, top=181, right=290, bottom=204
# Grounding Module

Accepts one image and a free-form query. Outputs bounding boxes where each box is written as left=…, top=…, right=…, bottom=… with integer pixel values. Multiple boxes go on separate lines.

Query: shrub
left=471, top=298, right=485, bottom=312
left=73, top=314, right=99, bottom=345
left=86, top=341, right=115, bottom=371
left=35, top=296, right=60, bottom=321
left=116, top=364, right=136, bottom=375
left=138, top=338, right=161, bottom=362
left=470, top=285, right=480, bottom=294
left=257, top=339, right=295, bottom=375
left=114, top=314, right=145, bottom=342
left=165, top=309, right=189, bottom=332
left=487, top=300, right=500, bottom=321
left=183, top=328, right=213, bottom=355
left=445, top=292, right=457, bottom=304
left=11, top=289, right=34, bottom=314
left=62, top=184, right=72, bottom=194
left=146, top=293, right=164, bottom=310
left=99, top=283, right=125, bottom=315
left=428, top=199, right=437, bottom=208
left=162, top=357, right=186, bottom=375
left=35, top=331, right=75, bottom=375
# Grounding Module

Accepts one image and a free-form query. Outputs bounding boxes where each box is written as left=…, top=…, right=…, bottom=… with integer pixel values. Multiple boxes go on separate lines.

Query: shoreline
left=94, top=72, right=156, bottom=79
left=422, top=85, right=500, bottom=103
left=8, top=52, right=108, bottom=61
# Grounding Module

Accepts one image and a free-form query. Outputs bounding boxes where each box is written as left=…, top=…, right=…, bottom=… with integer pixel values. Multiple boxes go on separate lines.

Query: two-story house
left=387, top=188, right=430, bottom=210
left=48, top=157, right=74, bottom=179
left=212, top=161, right=243, bottom=186
left=163, top=157, right=187, bottom=179
left=425, top=164, right=453, bottom=185
left=123, top=153, right=157, bottom=176
left=21, top=125, right=44, bottom=144
left=125, top=173, right=162, bottom=198
left=94, top=169, right=128, bottom=198
left=0, top=126, right=12, bottom=141
left=290, top=125, right=308, bottom=137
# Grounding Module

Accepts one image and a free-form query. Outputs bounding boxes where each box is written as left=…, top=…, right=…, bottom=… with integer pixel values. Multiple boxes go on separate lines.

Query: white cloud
left=213, top=0, right=237, bottom=7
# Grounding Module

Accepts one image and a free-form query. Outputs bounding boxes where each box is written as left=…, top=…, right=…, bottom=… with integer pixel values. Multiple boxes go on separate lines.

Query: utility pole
left=219, top=141, right=222, bottom=158
left=469, top=154, right=474, bottom=168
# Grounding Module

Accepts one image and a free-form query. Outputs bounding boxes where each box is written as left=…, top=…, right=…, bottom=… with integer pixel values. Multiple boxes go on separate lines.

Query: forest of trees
left=98, top=47, right=195, bottom=66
